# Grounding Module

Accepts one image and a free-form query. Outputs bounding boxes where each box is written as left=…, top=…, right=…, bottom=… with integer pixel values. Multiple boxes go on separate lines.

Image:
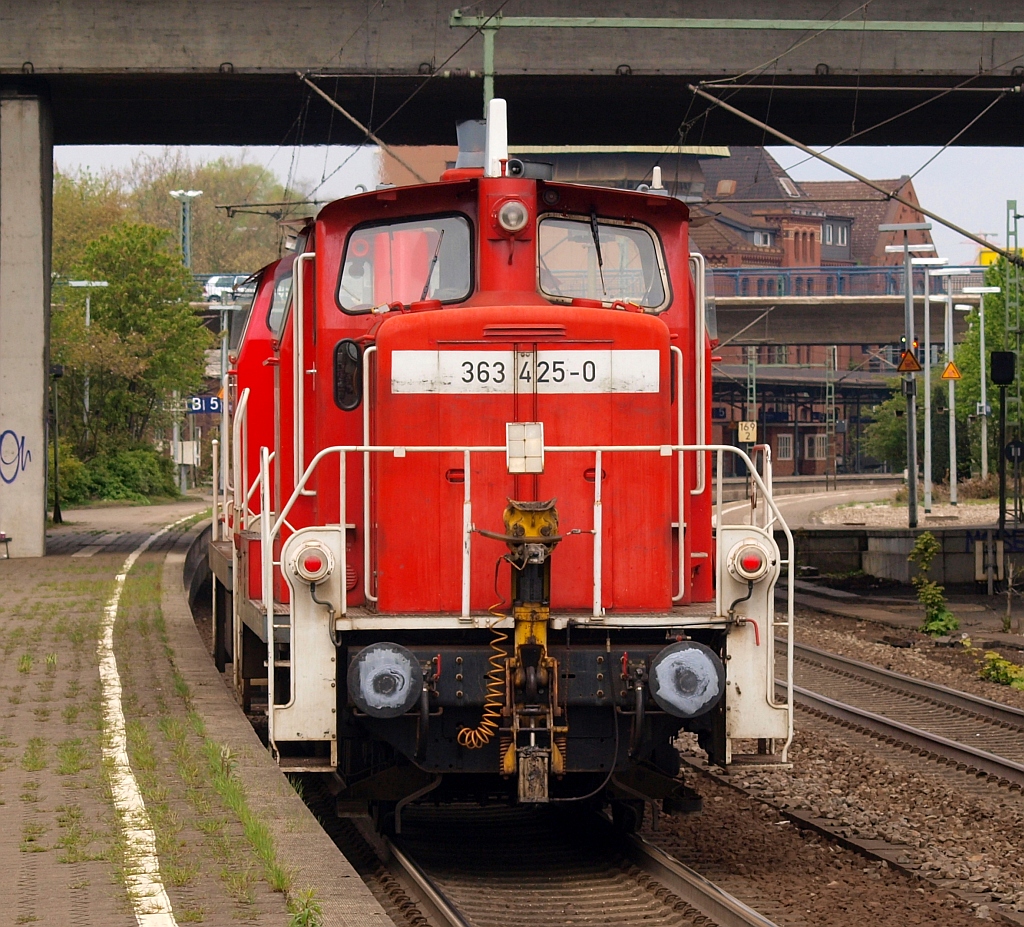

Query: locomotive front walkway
left=0, top=500, right=391, bottom=927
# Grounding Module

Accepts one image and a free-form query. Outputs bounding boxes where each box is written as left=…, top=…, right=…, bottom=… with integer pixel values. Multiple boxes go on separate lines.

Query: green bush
left=48, top=445, right=177, bottom=505
left=979, top=651, right=1024, bottom=690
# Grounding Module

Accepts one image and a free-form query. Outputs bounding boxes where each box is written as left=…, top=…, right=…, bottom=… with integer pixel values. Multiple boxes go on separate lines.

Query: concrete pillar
left=0, top=91, right=52, bottom=557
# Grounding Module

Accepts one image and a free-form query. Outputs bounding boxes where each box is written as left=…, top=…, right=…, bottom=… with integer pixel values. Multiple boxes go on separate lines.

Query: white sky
left=56, top=143, right=1022, bottom=266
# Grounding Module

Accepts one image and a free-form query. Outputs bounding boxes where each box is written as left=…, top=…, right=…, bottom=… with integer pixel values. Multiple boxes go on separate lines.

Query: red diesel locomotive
left=209, top=100, right=793, bottom=830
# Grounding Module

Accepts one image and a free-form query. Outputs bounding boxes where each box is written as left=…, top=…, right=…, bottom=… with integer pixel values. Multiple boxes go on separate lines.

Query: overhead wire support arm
left=297, top=72, right=429, bottom=184
left=687, top=84, right=1024, bottom=269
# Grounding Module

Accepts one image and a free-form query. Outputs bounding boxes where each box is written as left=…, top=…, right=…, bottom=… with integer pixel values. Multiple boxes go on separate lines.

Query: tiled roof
left=699, top=148, right=810, bottom=212
left=800, top=178, right=929, bottom=264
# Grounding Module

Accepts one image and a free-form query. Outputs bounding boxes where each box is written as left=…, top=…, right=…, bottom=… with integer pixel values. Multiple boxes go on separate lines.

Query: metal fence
left=711, top=265, right=987, bottom=298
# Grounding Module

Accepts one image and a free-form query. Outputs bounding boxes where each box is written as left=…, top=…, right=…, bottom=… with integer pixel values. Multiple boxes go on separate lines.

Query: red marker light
left=740, top=552, right=764, bottom=573
left=303, top=555, right=324, bottom=574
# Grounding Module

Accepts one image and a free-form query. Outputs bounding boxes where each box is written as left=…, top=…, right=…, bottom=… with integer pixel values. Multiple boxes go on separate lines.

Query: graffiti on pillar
left=0, top=430, right=32, bottom=484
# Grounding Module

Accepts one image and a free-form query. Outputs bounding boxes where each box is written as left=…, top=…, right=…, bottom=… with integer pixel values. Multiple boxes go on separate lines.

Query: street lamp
left=913, top=257, right=948, bottom=512
left=168, top=190, right=202, bottom=269
left=68, top=280, right=108, bottom=442
left=929, top=268, right=977, bottom=507
left=964, top=285, right=1003, bottom=480
left=880, top=223, right=933, bottom=529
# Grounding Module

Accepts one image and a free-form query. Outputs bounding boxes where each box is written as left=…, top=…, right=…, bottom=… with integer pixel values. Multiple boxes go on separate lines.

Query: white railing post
left=461, top=449, right=472, bottom=621
left=211, top=438, right=220, bottom=541
left=593, top=449, right=603, bottom=618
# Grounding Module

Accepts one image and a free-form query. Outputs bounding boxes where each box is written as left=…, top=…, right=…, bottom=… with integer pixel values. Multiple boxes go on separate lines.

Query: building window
left=741, top=277, right=750, bottom=295
left=779, top=177, right=801, bottom=198
left=805, top=433, right=828, bottom=460
left=754, top=231, right=771, bottom=247
left=795, top=277, right=804, bottom=296
left=806, top=277, right=814, bottom=296
left=777, top=434, right=793, bottom=460
left=826, top=276, right=836, bottom=295
left=757, top=278, right=765, bottom=296
left=824, top=223, right=833, bottom=245
left=838, top=225, right=848, bottom=246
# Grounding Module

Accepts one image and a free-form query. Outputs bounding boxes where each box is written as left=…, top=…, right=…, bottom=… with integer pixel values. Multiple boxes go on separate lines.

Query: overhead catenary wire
left=688, top=83, right=1024, bottom=268
left=297, top=73, right=429, bottom=184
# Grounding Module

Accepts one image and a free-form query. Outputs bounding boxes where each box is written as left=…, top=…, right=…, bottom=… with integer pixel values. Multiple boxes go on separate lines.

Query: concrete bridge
left=2, top=0, right=1022, bottom=555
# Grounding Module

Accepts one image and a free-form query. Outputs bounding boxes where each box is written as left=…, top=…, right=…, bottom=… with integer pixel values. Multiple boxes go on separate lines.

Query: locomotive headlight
left=292, top=542, right=334, bottom=583
left=649, top=641, right=726, bottom=719
left=497, top=199, right=529, bottom=233
left=726, top=539, right=773, bottom=583
left=348, top=643, right=423, bottom=719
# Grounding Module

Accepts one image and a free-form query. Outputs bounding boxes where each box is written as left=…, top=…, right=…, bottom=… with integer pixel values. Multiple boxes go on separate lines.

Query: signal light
left=293, top=542, right=333, bottom=583
left=726, top=539, right=774, bottom=582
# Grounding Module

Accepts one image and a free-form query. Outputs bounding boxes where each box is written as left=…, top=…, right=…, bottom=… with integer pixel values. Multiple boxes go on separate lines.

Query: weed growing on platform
left=908, top=532, right=959, bottom=635
left=20, top=821, right=47, bottom=853
left=288, top=889, right=324, bottom=927
left=21, top=738, right=47, bottom=771
left=18, top=654, right=33, bottom=674
left=56, top=738, right=92, bottom=775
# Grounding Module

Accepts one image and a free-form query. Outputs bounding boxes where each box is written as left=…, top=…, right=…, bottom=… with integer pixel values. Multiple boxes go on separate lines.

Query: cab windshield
left=538, top=216, right=668, bottom=311
left=338, top=214, right=472, bottom=312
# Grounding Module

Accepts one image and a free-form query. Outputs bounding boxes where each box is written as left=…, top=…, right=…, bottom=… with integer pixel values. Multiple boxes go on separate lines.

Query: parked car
left=204, top=274, right=252, bottom=302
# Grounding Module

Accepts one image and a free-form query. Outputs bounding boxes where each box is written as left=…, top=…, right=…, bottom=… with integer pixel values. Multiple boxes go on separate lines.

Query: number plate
left=390, top=350, right=659, bottom=394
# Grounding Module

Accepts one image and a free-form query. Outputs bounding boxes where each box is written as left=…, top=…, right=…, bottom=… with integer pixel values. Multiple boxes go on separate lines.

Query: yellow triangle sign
left=941, top=360, right=962, bottom=381
left=897, top=350, right=922, bottom=373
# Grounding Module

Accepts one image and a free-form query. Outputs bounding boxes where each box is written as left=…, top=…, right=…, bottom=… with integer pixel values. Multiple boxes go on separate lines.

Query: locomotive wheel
left=610, top=799, right=645, bottom=834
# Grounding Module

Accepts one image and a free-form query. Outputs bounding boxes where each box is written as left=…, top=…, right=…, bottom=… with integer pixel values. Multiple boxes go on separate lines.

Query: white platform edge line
left=98, top=514, right=194, bottom=927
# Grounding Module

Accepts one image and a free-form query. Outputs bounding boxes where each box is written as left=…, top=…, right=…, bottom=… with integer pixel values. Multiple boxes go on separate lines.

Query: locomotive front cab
left=222, top=100, right=794, bottom=823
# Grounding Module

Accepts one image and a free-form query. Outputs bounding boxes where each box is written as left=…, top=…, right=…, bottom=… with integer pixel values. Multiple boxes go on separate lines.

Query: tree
left=861, top=379, right=971, bottom=481
left=51, top=223, right=212, bottom=457
left=52, top=151, right=312, bottom=279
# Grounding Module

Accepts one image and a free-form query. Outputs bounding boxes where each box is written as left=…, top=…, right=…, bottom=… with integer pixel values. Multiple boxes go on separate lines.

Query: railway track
left=378, top=806, right=780, bottom=927
left=783, top=639, right=1024, bottom=789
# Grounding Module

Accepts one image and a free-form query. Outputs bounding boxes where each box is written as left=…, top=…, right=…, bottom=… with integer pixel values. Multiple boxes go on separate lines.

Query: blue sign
left=187, top=396, right=223, bottom=414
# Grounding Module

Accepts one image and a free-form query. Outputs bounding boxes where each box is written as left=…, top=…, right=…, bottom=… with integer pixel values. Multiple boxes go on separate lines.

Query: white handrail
left=671, top=345, right=686, bottom=602
left=593, top=449, right=603, bottom=618
left=362, top=345, right=377, bottom=602
left=232, top=388, right=250, bottom=529
left=461, top=448, right=472, bottom=621
left=293, top=252, right=316, bottom=496
left=689, top=252, right=708, bottom=496
left=212, top=438, right=220, bottom=542
left=339, top=451, right=347, bottom=616
left=260, top=445, right=275, bottom=748
left=257, top=440, right=794, bottom=761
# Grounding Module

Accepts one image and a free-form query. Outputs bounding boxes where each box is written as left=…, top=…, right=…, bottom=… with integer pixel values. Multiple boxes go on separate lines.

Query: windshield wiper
left=420, top=229, right=445, bottom=301
left=589, top=209, right=606, bottom=296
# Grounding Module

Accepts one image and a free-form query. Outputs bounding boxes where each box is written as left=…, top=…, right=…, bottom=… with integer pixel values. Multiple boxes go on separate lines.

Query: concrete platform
left=0, top=500, right=392, bottom=927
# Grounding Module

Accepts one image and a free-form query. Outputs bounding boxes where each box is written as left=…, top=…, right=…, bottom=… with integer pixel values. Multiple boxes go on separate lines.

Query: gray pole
left=904, top=234, right=918, bottom=529
left=83, top=293, right=90, bottom=432
left=923, top=268, right=932, bottom=512
left=947, top=293, right=958, bottom=506
left=981, top=297, right=989, bottom=480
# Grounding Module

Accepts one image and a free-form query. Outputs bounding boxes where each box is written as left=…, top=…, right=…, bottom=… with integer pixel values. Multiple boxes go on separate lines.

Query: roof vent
left=716, top=179, right=737, bottom=197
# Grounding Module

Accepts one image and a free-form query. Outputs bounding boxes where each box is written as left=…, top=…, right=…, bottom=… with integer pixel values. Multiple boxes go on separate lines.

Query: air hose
left=457, top=557, right=512, bottom=749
